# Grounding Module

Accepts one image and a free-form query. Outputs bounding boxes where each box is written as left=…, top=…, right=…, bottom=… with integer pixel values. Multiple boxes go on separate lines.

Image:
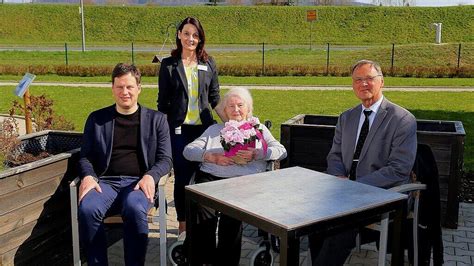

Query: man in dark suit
left=78, top=63, right=172, bottom=266
left=309, top=60, right=417, bottom=265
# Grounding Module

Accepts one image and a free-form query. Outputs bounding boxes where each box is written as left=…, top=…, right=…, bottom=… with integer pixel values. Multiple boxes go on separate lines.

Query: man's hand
left=204, top=152, right=235, bottom=166
left=79, top=175, right=101, bottom=202
left=134, top=174, right=155, bottom=203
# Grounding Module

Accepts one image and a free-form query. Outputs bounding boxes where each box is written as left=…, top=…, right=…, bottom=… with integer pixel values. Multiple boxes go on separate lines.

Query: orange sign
left=307, top=10, right=317, bottom=22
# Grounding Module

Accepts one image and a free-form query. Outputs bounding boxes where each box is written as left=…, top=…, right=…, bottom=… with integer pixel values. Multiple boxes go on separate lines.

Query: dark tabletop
left=186, top=166, right=407, bottom=231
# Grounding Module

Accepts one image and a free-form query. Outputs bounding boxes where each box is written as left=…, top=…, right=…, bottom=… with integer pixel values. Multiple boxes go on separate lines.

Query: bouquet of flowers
left=220, top=117, right=267, bottom=164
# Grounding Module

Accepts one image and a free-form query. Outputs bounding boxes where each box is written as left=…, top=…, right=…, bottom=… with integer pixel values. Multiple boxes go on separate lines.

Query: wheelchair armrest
left=389, top=183, right=426, bottom=193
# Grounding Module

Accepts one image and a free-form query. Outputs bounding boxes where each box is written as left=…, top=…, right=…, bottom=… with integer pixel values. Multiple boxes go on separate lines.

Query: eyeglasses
left=353, top=75, right=382, bottom=84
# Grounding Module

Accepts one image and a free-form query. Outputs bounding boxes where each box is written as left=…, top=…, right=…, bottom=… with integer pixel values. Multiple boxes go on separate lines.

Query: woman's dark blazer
left=157, top=56, right=220, bottom=129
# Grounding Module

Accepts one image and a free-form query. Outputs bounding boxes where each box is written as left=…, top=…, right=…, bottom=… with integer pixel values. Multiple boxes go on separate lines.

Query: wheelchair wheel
left=250, top=246, right=274, bottom=266
left=168, top=240, right=186, bottom=266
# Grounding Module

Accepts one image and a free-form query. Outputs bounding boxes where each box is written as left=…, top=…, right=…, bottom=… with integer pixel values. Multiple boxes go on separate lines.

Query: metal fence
left=0, top=42, right=472, bottom=77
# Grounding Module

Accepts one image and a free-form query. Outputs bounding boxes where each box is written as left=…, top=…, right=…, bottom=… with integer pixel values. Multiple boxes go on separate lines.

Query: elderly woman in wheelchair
left=168, top=87, right=287, bottom=266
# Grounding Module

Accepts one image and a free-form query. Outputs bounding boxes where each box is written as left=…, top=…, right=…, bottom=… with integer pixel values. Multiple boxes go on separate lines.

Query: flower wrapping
left=220, top=117, right=267, bottom=158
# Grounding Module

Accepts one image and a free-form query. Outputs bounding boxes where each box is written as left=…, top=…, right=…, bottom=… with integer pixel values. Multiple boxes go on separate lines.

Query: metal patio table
left=185, top=166, right=407, bottom=265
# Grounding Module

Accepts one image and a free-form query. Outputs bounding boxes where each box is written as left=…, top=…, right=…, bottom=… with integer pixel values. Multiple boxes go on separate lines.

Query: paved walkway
left=0, top=81, right=473, bottom=92
left=105, top=174, right=474, bottom=266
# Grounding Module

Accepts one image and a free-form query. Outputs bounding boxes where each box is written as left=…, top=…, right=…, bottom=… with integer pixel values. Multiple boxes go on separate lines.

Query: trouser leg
left=78, top=179, right=119, bottom=266
left=309, top=229, right=358, bottom=266
left=119, top=176, right=153, bottom=266
left=171, top=126, right=203, bottom=222
left=216, top=214, right=243, bottom=266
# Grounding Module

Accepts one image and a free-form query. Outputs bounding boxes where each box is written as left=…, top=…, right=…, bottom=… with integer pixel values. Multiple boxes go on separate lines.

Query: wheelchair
left=168, top=120, right=276, bottom=265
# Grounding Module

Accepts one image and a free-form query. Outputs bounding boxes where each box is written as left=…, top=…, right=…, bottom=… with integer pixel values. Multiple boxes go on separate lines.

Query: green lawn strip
left=0, top=75, right=473, bottom=87
left=1, top=87, right=472, bottom=170
left=1, top=43, right=472, bottom=69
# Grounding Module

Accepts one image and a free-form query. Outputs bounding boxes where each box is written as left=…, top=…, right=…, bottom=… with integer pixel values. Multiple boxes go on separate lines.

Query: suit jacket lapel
left=176, top=58, right=188, bottom=94
left=139, top=106, right=150, bottom=170
left=104, top=106, right=115, bottom=165
left=198, top=60, right=206, bottom=97
left=359, top=98, right=388, bottom=162
left=344, top=106, right=362, bottom=170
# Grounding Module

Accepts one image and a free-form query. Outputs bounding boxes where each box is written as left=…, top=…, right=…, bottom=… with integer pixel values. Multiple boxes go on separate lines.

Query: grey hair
left=351, top=60, right=383, bottom=76
left=215, top=87, right=253, bottom=122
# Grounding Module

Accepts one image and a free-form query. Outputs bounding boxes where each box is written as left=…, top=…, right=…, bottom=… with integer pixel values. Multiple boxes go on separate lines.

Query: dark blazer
left=157, top=56, right=220, bottom=129
left=327, top=98, right=417, bottom=188
left=78, top=105, right=173, bottom=183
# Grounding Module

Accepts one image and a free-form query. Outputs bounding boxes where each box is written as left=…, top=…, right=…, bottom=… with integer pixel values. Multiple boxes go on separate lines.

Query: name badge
left=197, top=65, right=208, bottom=71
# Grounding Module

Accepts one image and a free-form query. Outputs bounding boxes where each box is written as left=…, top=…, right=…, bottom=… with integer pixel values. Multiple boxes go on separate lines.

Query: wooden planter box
left=0, top=130, right=82, bottom=265
left=281, top=114, right=465, bottom=229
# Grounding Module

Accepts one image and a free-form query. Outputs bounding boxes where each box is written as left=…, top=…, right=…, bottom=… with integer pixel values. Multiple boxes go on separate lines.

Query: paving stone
left=469, top=243, right=474, bottom=251
left=443, top=261, right=457, bottom=266
left=444, top=229, right=467, bottom=237
left=455, top=247, right=474, bottom=257
left=444, top=254, right=472, bottom=264
left=445, top=241, right=469, bottom=250
left=456, top=262, right=474, bottom=266
left=443, top=234, right=454, bottom=242
left=454, top=235, right=474, bottom=244
left=445, top=246, right=456, bottom=255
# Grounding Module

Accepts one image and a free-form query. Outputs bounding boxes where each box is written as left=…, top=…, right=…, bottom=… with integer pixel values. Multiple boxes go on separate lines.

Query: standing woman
left=158, top=17, right=220, bottom=235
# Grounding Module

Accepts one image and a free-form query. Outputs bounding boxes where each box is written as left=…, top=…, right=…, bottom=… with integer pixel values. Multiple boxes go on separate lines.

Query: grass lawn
left=0, top=86, right=472, bottom=171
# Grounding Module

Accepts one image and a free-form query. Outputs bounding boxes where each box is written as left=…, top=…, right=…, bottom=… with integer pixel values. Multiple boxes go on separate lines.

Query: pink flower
left=220, top=117, right=262, bottom=153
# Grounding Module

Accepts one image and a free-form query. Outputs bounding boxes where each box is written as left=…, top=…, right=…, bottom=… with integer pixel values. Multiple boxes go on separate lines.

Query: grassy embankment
left=0, top=5, right=472, bottom=76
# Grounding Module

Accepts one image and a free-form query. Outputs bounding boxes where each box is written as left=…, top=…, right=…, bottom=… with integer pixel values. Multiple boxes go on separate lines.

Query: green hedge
left=0, top=5, right=472, bottom=45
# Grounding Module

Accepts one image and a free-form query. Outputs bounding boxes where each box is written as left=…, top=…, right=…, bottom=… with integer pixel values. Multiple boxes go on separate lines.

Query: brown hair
left=112, top=63, right=141, bottom=85
left=171, top=17, right=209, bottom=62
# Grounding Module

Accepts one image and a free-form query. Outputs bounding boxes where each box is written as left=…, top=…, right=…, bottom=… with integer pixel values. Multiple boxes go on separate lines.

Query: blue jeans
left=78, top=176, right=152, bottom=266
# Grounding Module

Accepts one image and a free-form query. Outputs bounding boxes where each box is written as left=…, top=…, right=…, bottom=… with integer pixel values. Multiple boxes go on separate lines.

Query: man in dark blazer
left=78, top=63, right=172, bottom=266
left=309, top=60, right=417, bottom=265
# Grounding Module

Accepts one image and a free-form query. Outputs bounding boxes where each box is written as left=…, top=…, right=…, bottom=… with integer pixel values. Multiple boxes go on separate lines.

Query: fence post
left=64, top=42, right=68, bottom=66
left=390, top=43, right=395, bottom=76
left=262, top=42, right=265, bottom=76
left=131, top=42, right=135, bottom=65
left=326, top=43, right=330, bottom=76
left=457, top=43, right=462, bottom=69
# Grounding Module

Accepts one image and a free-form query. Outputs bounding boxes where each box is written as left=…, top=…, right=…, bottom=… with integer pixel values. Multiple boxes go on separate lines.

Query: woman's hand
left=204, top=152, right=235, bottom=166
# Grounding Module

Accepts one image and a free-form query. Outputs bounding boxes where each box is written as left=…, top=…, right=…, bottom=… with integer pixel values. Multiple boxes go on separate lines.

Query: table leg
left=391, top=203, right=405, bottom=266
left=280, top=234, right=300, bottom=266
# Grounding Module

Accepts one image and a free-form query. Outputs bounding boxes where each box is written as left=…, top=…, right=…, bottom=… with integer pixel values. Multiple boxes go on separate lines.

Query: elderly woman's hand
left=204, top=152, right=235, bottom=166
left=236, top=148, right=256, bottom=163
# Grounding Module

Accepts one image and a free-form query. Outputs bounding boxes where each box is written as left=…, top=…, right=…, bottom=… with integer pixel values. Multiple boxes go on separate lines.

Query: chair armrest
left=158, top=171, right=171, bottom=187
left=389, top=183, right=426, bottom=193
left=70, top=177, right=81, bottom=188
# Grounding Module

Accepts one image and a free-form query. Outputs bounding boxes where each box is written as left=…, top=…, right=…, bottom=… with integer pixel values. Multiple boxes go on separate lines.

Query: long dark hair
left=171, top=17, right=209, bottom=62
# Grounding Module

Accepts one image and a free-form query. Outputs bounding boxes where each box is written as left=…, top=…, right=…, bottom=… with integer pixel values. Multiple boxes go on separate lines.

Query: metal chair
left=355, top=182, right=426, bottom=266
left=69, top=172, right=171, bottom=266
